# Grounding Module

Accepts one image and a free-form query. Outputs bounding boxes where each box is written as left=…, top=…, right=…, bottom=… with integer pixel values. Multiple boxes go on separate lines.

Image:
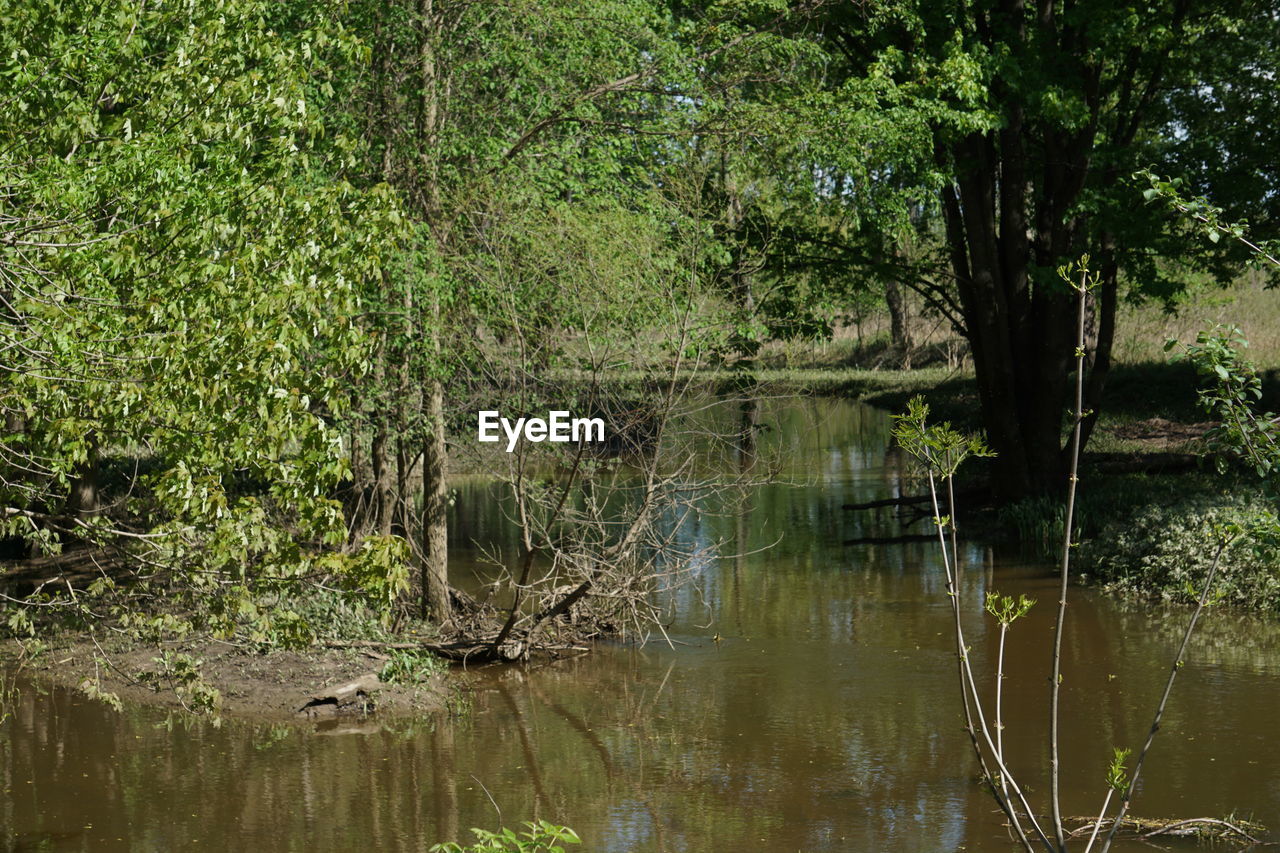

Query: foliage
left=429, top=822, right=581, bottom=853
left=891, top=395, right=992, bottom=480
left=379, top=648, right=444, bottom=687
left=1084, top=493, right=1280, bottom=614
left=0, top=0, right=407, bottom=640
left=78, top=658, right=123, bottom=713
left=136, top=652, right=223, bottom=718
left=1180, top=327, right=1280, bottom=484
left=984, top=592, right=1035, bottom=627
left=782, top=1, right=1280, bottom=497
left=0, top=671, right=17, bottom=725
left=998, top=473, right=1217, bottom=558
left=1106, top=748, right=1132, bottom=794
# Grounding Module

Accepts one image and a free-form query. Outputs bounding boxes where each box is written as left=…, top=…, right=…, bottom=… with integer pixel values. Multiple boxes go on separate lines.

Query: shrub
left=1083, top=493, right=1280, bottom=613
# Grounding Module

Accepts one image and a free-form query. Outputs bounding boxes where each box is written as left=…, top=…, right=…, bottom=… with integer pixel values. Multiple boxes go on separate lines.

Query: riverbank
left=4, top=343, right=1277, bottom=723
left=0, top=628, right=455, bottom=724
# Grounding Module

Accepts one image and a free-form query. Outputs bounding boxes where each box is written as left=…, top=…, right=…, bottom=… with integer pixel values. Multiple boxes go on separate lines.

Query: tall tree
left=345, top=0, right=693, bottom=622
left=809, top=0, right=1280, bottom=498
left=1, top=0, right=406, bottom=634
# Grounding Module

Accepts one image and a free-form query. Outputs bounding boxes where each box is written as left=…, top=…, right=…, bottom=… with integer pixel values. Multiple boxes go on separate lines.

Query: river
left=3, top=398, right=1278, bottom=851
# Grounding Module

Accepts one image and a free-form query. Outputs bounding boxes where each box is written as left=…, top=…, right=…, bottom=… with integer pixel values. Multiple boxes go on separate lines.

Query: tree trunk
left=942, top=127, right=1089, bottom=500
left=66, top=443, right=100, bottom=519
left=421, top=370, right=449, bottom=623
left=371, top=415, right=395, bottom=537
left=417, top=0, right=450, bottom=624
left=721, top=149, right=757, bottom=365
left=885, top=278, right=912, bottom=367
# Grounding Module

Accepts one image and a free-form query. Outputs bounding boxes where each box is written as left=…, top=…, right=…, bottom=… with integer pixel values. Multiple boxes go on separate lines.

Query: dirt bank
left=0, top=634, right=456, bottom=723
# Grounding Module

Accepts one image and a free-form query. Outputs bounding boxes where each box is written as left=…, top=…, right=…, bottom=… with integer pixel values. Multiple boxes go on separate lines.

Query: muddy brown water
left=4, top=398, right=1279, bottom=852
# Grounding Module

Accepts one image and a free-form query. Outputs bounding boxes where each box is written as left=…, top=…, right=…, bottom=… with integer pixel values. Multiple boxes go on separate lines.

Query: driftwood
left=319, top=580, right=602, bottom=665
left=1065, top=814, right=1266, bottom=845
left=843, top=490, right=981, bottom=513
left=320, top=637, right=591, bottom=665
left=297, top=673, right=379, bottom=718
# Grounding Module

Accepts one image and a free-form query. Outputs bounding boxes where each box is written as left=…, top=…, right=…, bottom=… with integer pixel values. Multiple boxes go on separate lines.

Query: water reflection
left=3, top=398, right=1278, bottom=852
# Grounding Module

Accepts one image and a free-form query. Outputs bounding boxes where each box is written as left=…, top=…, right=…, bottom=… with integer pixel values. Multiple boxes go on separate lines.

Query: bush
left=379, top=649, right=445, bottom=686
left=1082, top=493, right=1280, bottom=613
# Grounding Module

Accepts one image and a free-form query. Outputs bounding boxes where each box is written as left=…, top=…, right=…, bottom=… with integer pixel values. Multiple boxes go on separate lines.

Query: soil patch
left=1, top=635, right=455, bottom=723
left=1105, top=417, right=1214, bottom=449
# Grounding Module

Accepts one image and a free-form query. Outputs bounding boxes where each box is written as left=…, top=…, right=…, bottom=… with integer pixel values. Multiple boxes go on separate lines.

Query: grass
left=1112, top=270, right=1280, bottom=365
left=749, top=277, right=1280, bottom=434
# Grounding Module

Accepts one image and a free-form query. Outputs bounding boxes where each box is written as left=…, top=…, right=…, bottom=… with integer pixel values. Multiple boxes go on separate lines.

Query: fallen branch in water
left=319, top=638, right=591, bottom=663
left=1067, top=814, right=1266, bottom=845
left=841, top=494, right=933, bottom=511
left=842, top=489, right=982, bottom=513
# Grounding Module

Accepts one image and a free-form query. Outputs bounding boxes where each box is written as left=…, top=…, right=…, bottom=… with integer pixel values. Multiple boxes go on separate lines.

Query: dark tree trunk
left=66, top=444, right=100, bottom=520
left=931, top=3, right=1115, bottom=501
left=885, top=278, right=912, bottom=367
left=371, top=416, right=395, bottom=537
left=940, top=115, right=1098, bottom=501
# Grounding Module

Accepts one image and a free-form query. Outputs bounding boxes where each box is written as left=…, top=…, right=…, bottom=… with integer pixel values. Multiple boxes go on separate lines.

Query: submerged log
left=842, top=490, right=981, bottom=513
left=841, top=494, right=933, bottom=511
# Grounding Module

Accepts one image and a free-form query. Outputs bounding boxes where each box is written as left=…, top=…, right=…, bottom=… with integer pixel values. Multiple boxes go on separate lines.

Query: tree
left=807, top=0, right=1280, bottom=498
left=343, top=0, right=712, bottom=624
left=1, top=0, right=405, bottom=637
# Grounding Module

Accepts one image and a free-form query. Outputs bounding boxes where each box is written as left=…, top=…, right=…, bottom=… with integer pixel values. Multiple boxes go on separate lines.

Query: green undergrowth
left=1083, top=491, right=1280, bottom=614
left=379, top=648, right=447, bottom=686
left=1000, top=471, right=1280, bottom=614
left=430, top=822, right=581, bottom=853
left=997, top=471, right=1220, bottom=555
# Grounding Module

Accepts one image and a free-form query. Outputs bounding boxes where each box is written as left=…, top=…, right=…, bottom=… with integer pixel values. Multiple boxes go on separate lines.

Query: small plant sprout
left=985, top=592, right=1035, bottom=806
left=1082, top=749, right=1132, bottom=853
left=984, top=592, right=1036, bottom=627
left=1106, top=747, right=1132, bottom=794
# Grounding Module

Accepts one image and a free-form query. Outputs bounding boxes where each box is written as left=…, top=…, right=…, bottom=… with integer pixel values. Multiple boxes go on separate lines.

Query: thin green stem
left=1050, top=269, right=1088, bottom=851
left=1097, top=540, right=1232, bottom=853
left=927, top=470, right=1049, bottom=852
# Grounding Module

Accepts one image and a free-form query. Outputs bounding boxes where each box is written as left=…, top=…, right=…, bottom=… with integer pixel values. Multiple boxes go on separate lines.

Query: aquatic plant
left=429, top=821, right=580, bottom=853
